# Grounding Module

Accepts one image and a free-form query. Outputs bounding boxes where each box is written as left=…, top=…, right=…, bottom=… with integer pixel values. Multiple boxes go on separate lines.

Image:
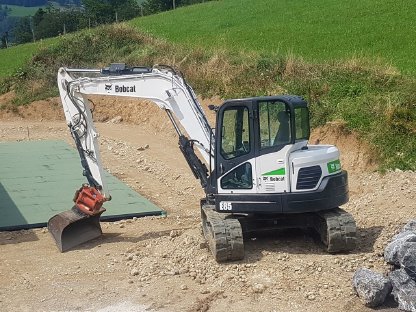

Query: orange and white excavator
left=48, top=63, right=356, bottom=261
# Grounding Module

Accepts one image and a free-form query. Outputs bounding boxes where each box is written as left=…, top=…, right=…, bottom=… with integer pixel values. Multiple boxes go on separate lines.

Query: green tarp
left=0, top=140, right=164, bottom=230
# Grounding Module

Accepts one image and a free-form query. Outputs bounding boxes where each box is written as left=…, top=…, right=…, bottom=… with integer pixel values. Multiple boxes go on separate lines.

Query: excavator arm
left=49, top=64, right=214, bottom=251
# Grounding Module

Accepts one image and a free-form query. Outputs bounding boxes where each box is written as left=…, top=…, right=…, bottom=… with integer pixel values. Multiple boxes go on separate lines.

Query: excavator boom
left=49, top=64, right=214, bottom=251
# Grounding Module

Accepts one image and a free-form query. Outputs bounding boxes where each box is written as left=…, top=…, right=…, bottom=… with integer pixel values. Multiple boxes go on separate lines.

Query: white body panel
left=216, top=141, right=341, bottom=195
left=255, top=145, right=292, bottom=193
left=289, top=144, right=341, bottom=192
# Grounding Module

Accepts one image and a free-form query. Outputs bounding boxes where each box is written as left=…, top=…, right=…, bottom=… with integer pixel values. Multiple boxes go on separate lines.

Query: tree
left=142, top=0, right=211, bottom=15
left=33, top=6, right=84, bottom=39
left=142, top=0, right=173, bottom=15
left=82, top=0, right=140, bottom=25
left=0, top=0, right=48, bottom=7
left=0, top=31, right=8, bottom=48
left=13, top=16, right=33, bottom=43
left=114, top=0, right=141, bottom=21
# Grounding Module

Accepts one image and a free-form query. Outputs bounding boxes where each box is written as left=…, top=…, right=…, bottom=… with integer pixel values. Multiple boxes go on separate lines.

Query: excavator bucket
left=48, top=206, right=106, bottom=252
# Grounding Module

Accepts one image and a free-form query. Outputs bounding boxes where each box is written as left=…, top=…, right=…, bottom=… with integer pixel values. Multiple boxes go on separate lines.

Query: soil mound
left=0, top=96, right=376, bottom=171
left=310, top=120, right=377, bottom=172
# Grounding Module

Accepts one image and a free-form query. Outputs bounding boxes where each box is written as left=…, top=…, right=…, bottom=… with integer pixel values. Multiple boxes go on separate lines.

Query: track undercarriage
left=201, top=204, right=356, bottom=262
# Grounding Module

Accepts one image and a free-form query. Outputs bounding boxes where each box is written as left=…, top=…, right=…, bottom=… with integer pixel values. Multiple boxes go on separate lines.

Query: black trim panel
left=214, top=171, right=348, bottom=214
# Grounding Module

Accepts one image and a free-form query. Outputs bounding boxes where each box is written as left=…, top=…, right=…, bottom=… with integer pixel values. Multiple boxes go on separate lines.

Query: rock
left=199, top=242, right=208, bottom=249
left=170, top=230, right=180, bottom=238
left=352, top=268, right=392, bottom=307
left=307, top=294, right=316, bottom=301
left=180, top=284, right=188, bottom=290
left=384, top=231, right=416, bottom=265
left=389, top=269, right=416, bottom=312
left=398, top=243, right=416, bottom=280
left=404, top=220, right=416, bottom=233
left=252, top=283, right=266, bottom=294
left=137, top=144, right=149, bottom=151
left=109, top=116, right=123, bottom=124
left=130, top=268, right=139, bottom=276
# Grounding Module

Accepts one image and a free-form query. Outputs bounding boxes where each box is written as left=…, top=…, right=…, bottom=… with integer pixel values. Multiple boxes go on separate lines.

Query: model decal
left=219, top=201, right=233, bottom=211
left=327, top=159, right=341, bottom=173
left=115, top=85, right=136, bottom=93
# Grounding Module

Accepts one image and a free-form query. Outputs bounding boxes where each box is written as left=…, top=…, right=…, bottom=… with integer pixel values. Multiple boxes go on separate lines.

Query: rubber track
left=315, top=207, right=357, bottom=253
left=201, top=206, right=244, bottom=262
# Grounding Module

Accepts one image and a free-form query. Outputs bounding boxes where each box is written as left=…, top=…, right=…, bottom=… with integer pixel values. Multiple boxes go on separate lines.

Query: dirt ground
left=0, top=96, right=414, bottom=312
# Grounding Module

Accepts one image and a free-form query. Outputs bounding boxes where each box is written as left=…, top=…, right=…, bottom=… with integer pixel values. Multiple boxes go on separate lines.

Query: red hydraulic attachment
left=73, top=185, right=108, bottom=215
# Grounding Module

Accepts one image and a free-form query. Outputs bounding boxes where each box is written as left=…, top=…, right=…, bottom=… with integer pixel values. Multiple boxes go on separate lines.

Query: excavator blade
left=48, top=205, right=106, bottom=252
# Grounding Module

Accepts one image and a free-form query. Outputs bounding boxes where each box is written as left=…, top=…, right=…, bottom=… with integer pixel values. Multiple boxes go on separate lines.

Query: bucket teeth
left=48, top=206, right=105, bottom=252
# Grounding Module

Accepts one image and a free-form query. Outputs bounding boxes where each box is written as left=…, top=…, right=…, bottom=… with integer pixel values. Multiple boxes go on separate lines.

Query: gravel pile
left=353, top=219, right=416, bottom=311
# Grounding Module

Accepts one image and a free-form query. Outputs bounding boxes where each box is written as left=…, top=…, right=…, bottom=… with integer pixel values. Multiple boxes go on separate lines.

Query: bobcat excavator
left=48, top=63, right=356, bottom=261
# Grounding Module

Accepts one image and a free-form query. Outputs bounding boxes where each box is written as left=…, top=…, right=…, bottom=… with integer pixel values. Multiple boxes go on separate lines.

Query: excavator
left=48, top=63, right=356, bottom=261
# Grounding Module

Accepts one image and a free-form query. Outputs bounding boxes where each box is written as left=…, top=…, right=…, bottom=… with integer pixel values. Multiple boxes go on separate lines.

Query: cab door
left=254, top=100, right=292, bottom=194
left=216, top=101, right=257, bottom=194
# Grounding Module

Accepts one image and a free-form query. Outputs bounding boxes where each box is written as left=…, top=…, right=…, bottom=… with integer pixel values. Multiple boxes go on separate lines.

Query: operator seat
left=273, top=111, right=290, bottom=145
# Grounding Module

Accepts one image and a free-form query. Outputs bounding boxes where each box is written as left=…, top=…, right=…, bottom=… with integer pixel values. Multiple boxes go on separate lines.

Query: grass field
left=6, top=4, right=46, bottom=17
left=3, top=0, right=416, bottom=76
left=0, top=38, right=56, bottom=77
left=131, top=0, right=416, bottom=75
left=6, top=2, right=75, bottom=17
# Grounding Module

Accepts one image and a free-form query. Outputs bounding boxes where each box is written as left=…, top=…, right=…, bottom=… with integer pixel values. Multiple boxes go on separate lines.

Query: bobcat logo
left=105, top=84, right=112, bottom=91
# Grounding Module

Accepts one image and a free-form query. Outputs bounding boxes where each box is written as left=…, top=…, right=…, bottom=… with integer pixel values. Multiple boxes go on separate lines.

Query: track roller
left=201, top=205, right=244, bottom=262
left=314, top=207, right=357, bottom=253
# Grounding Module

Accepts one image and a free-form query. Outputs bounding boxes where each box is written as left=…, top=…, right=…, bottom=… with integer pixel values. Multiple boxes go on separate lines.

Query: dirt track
left=0, top=97, right=415, bottom=312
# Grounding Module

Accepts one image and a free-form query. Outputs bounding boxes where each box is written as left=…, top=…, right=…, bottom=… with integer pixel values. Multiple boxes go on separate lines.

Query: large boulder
left=398, top=243, right=416, bottom=280
left=384, top=231, right=416, bottom=265
left=389, top=269, right=416, bottom=312
left=353, top=268, right=392, bottom=307
left=404, top=220, right=416, bottom=232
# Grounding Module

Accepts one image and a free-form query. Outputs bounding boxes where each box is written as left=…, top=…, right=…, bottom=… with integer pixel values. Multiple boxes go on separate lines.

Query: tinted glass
left=221, top=162, right=253, bottom=189
left=220, top=107, right=250, bottom=159
left=294, top=107, right=310, bottom=140
left=259, top=101, right=291, bottom=148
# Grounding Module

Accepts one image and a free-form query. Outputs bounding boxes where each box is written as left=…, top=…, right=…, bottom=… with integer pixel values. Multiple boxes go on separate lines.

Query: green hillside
left=0, top=38, right=56, bottom=77
left=2, top=0, right=416, bottom=77
left=0, top=0, right=415, bottom=171
left=131, top=0, right=416, bottom=74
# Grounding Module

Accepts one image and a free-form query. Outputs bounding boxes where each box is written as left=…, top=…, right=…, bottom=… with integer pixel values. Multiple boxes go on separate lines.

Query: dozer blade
left=48, top=205, right=106, bottom=252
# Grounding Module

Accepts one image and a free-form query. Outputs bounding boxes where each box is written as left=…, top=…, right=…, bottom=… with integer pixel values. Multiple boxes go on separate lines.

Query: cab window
left=221, top=162, right=253, bottom=189
left=294, top=107, right=310, bottom=141
left=220, top=107, right=250, bottom=159
left=259, top=101, right=291, bottom=148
